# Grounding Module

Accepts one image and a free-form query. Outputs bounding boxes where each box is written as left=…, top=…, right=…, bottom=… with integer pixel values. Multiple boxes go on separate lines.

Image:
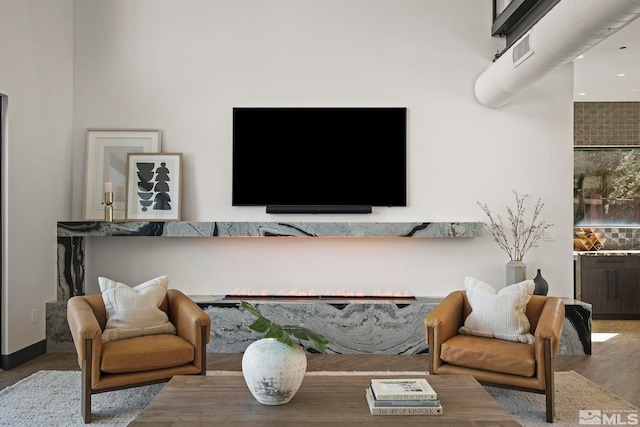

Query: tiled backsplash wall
left=574, top=103, right=640, bottom=251
left=574, top=227, right=640, bottom=251
left=574, top=102, right=640, bottom=146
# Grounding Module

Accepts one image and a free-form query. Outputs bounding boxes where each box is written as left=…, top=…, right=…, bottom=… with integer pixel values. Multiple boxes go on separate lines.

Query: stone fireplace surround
left=47, top=221, right=591, bottom=356
left=192, top=295, right=591, bottom=356
left=55, top=221, right=484, bottom=300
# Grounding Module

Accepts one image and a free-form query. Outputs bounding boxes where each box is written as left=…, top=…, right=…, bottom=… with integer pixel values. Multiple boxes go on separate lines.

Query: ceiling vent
left=513, top=32, right=534, bottom=67
left=475, top=0, right=640, bottom=108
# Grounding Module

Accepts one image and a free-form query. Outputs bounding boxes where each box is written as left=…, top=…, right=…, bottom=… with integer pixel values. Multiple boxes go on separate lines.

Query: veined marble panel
left=46, top=300, right=74, bottom=353
left=57, top=221, right=483, bottom=238
left=202, top=298, right=439, bottom=355
left=560, top=299, right=592, bottom=355
left=51, top=222, right=592, bottom=357
left=47, top=296, right=592, bottom=356
left=192, top=297, right=592, bottom=356
left=214, top=222, right=482, bottom=238
left=56, top=236, right=84, bottom=300
left=55, top=220, right=482, bottom=298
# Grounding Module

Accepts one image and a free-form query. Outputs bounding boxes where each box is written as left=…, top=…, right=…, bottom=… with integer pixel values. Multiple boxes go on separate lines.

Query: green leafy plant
left=240, top=301, right=332, bottom=351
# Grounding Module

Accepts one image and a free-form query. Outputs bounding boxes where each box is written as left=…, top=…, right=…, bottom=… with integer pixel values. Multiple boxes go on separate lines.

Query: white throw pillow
left=458, top=276, right=535, bottom=344
left=99, top=275, right=176, bottom=342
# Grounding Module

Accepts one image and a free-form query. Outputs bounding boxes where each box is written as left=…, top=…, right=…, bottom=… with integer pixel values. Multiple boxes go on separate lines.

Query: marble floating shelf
left=57, top=221, right=484, bottom=238
left=55, top=221, right=483, bottom=306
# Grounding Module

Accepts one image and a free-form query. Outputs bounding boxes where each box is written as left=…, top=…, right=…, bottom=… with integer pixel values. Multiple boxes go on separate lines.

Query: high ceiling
left=573, top=18, right=640, bottom=101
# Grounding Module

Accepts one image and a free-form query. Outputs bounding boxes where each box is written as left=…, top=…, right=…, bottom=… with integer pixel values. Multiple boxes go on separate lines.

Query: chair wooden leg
left=199, top=326, right=207, bottom=375
left=427, top=327, right=435, bottom=375
left=82, top=340, right=93, bottom=423
left=544, top=339, right=554, bottom=423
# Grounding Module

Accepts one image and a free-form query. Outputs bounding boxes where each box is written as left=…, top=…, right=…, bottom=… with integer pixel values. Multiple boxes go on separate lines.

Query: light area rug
left=0, top=370, right=636, bottom=426
left=485, top=371, right=639, bottom=426
left=0, top=370, right=164, bottom=426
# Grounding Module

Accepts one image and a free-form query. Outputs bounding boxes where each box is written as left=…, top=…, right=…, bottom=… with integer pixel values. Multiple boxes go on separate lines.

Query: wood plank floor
left=1, top=320, right=638, bottom=408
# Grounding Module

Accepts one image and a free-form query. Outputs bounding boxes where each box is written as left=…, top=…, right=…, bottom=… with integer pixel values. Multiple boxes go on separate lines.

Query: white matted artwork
left=126, top=153, right=182, bottom=221
left=84, top=129, right=161, bottom=220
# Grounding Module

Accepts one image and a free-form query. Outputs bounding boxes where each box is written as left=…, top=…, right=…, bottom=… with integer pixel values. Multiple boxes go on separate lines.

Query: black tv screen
left=232, top=107, right=407, bottom=213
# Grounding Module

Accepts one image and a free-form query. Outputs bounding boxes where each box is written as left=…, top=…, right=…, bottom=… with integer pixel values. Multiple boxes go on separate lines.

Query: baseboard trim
left=0, top=340, right=46, bottom=370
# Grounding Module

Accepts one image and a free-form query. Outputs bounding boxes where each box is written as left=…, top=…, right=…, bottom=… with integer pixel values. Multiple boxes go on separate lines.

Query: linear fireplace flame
left=227, top=288, right=415, bottom=299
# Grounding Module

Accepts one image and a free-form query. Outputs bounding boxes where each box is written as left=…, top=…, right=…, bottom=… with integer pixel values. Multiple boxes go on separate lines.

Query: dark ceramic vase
left=533, top=269, right=549, bottom=296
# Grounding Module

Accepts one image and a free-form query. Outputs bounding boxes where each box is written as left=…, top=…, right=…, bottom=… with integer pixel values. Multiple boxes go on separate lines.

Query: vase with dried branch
left=477, top=191, right=553, bottom=287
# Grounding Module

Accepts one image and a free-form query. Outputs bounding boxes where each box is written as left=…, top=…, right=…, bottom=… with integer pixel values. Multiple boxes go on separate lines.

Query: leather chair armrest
left=167, top=290, right=212, bottom=346
left=425, top=291, right=466, bottom=373
left=534, top=297, right=565, bottom=357
left=425, top=291, right=465, bottom=342
left=67, top=296, right=104, bottom=387
left=67, top=297, right=103, bottom=360
left=532, top=297, right=565, bottom=390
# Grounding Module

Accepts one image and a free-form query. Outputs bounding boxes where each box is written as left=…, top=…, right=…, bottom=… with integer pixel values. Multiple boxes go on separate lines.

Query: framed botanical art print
left=126, top=153, right=182, bottom=221
left=84, top=129, right=161, bottom=220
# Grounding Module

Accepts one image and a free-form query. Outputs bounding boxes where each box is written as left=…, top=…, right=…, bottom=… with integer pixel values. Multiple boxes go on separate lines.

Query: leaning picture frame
left=126, top=153, right=182, bottom=221
left=84, top=129, right=161, bottom=220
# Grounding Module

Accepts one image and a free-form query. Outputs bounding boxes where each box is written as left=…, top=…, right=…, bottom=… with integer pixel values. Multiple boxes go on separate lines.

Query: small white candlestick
left=104, top=181, right=113, bottom=193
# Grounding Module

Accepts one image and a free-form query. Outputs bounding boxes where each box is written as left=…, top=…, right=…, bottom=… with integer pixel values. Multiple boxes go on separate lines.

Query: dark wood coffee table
left=129, top=374, right=520, bottom=426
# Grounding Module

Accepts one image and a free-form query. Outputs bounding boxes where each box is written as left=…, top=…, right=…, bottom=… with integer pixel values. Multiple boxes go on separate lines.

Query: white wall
left=0, top=0, right=573, bottom=356
left=73, top=0, right=574, bottom=300
left=0, top=0, right=74, bottom=354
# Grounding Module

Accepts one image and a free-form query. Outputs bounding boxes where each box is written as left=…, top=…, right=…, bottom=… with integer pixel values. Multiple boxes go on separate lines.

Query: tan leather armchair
left=67, top=289, right=211, bottom=423
left=425, top=291, right=564, bottom=423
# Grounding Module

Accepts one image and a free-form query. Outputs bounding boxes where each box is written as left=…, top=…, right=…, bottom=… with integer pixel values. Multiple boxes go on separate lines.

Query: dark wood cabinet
left=580, top=256, right=640, bottom=319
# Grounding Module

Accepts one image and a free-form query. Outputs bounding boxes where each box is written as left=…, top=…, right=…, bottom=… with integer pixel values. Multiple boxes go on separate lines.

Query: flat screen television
left=232, top=107, right=407, bottom=213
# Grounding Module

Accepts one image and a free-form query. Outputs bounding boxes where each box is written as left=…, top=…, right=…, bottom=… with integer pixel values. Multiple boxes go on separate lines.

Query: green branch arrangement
left=477, top=190, right=553, bottom=261
left=240, top=301, right=332, bottom=351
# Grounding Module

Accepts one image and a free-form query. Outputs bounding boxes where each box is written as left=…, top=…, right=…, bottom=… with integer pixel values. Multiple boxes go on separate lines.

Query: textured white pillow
left=458, top=276, right=535, bottom=344
left=99, top=275, right=176, bottom=342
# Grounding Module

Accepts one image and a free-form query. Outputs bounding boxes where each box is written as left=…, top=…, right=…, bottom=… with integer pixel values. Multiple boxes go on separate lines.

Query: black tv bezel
left=232, top=107, right=407, bottom=214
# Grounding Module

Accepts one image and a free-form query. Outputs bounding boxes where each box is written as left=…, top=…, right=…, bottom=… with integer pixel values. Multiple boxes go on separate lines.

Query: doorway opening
left=0, top=94, right=4, bottom=362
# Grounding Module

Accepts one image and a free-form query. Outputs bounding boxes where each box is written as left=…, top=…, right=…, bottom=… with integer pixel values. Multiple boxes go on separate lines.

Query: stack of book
left=365, top=378, right=442, bottom=416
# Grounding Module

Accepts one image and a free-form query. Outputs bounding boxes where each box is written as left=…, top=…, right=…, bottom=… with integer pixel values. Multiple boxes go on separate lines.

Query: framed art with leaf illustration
left=84, top=129, right=161, bottom=220
left=126, top=153, right=182, bottom=221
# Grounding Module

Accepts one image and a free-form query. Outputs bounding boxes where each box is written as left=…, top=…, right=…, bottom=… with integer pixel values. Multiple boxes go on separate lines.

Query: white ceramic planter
left=241, top=338, right=307, bottom=405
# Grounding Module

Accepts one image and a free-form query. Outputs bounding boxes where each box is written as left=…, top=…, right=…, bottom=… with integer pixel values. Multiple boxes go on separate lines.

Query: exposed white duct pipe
left=475, top=0, right=640, bottom=108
